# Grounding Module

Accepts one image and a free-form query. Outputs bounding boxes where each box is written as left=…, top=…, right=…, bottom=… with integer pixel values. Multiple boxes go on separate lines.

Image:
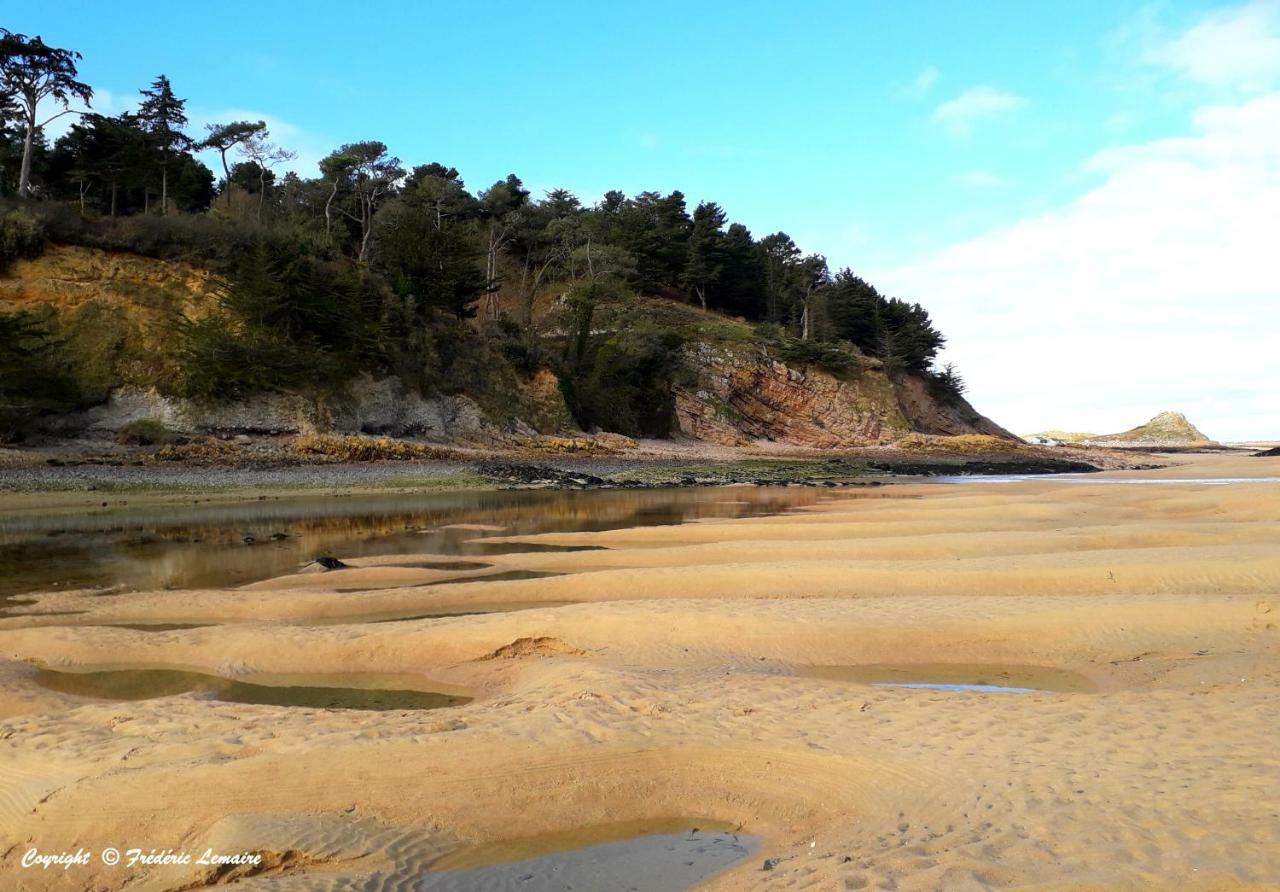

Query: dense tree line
left=0, top=30, right=962, bottom=439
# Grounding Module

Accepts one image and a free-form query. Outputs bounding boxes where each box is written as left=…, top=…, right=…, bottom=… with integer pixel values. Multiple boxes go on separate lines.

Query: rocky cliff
left=674, top=342, right=1013, bottom=447
left=1082, top=411, right=1215, bottom=449
left=4, top=245, right=1013, bottom=446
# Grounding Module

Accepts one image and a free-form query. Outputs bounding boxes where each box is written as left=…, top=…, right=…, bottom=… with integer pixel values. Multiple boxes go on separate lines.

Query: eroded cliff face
left=675, top=342, right=1012, bottom=447
left=0, top=243, right=215, bottom=321
left=47, top=377, right=492, bottom=439
left=2, top=246, right=578, bottom=442
left=41, top=371, right=583, bottom=443
left=5, top=246, right=1012, bottom=445
left=891, top=374, right=1017, bottom=440
left=0, top=245, right=219, bottom=401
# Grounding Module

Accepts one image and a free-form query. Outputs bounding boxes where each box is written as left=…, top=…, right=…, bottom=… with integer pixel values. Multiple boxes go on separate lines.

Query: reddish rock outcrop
left=675, top=343, right=1011, bottom=447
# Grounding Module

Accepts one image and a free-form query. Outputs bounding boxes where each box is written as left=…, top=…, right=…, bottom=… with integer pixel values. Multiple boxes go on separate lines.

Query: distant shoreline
left=0, top=439, right=1158, bottom=515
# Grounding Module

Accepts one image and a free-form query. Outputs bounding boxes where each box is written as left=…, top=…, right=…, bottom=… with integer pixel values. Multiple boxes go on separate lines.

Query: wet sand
left=1, top=453, right=1278, bottom=889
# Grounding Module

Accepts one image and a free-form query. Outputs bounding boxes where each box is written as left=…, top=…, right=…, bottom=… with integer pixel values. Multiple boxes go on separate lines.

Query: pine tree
left=0, top=30, right=92, bottom=198
left=681, top=201, right=726, bottom=311
left=137, top=74, right=188, bottom=214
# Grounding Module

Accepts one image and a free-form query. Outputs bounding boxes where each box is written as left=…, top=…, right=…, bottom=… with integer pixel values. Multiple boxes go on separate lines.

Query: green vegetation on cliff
left=0, top=31, right=968, bottom=441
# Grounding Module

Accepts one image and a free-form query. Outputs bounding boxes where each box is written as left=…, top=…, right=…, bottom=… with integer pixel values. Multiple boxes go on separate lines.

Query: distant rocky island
left=1027, top=411, right=1216, bottom=449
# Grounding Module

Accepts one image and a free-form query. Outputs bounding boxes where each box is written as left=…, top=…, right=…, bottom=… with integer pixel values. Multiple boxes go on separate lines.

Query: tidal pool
left=799, top=663, right=1097, bottom=693
left=420, top=819, right=757, bottom=892
left=34, top=666, right=470, bottom=710
left=932, top=475, right=1280, bottom=485
left=0, top=486, right=825, bottom=606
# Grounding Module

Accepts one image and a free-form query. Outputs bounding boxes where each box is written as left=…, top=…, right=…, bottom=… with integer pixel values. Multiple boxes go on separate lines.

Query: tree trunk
left=696, top=286, right=707, bottom=312
left=522, top=255, right=555, bottom=330
left=324, top=179, right=338, bottom=236
left=110, top=180, right=118, bottom=217
left=357, top=196, right=372, bottom=263
left=17, top=113, right=35, bottom=199
left=486, top=222, right=498, bottom=287
left=801, top=301, right=810, bottom=340
left=521, top=254, right=533, bottom=328
left=221, top=151, right=233, bottom=209
left=257, top=168, right=267, bottom=222
left=161, top=164, right=168, bottom=215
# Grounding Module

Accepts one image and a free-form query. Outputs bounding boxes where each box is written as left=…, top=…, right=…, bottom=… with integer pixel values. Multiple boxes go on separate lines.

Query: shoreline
left=0, top=440, right=1159, bottom=515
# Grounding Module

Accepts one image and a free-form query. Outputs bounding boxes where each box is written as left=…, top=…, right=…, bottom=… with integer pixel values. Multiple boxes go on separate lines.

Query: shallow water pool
left=799, top=662, right=1096, bottom=693
left=420, top=819, right=757, bottom=892
left=0, top=487, right=826, bottom=605
left=34, top=666, right=470, bottom=710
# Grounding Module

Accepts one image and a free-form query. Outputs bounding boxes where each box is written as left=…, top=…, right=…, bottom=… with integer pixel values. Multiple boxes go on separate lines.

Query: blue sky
left=14, top=1, right=1280, bottom=439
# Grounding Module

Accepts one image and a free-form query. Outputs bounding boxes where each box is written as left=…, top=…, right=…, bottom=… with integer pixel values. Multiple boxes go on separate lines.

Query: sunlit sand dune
left=1, top=454, right=1278, bottom=889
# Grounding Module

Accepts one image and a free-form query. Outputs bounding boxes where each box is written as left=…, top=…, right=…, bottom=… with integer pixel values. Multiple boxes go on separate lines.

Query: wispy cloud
left=86, top=87, right=124, bottom=116
left=931, top=86, right=1027, bottom=136
left=1141, top=0, right=1280, bottom=92
left=903, top=65, right=940, bottom=100
left=881, top=90, right=1280, bottom=440
left=41, top=86, right=125, bottom=141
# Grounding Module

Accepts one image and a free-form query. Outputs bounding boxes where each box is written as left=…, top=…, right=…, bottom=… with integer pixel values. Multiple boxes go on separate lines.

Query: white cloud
left=86, top=87, right=123, bottom=116
left=40, top=87, right=122, bottom=142
left=906, top=66, right=940, bottom=99
left=954, top=169, right=1005, bottom=189
left=931, top=87, right=1027, bottom=136
left=877, top=92, right=1280, bottom=441
left=1142, top=0, right=1280, bottom=91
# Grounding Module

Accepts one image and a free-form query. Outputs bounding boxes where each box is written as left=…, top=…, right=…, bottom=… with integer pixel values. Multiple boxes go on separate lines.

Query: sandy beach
left=1, top=453, right=1278, bottom=890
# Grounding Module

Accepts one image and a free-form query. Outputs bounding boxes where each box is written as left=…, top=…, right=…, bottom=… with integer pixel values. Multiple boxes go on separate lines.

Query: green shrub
left=431, top=320, right=524, bottom=420
left=170, top=314, right=342, bottom=400
left=563, top=326, right=688, bottom=437
left=0, top=311, right=76, bottom=441
left=0, top=204, right=48, bottom=273
left=0, top=203, right=334, bottom=270
left=290, top=433, right=463, bottom=462
left=168, top=242, right=387, bottom=400
left=926, top=362, right=968, bottom=407
left=772, top=337, right=863, bottom=378
left=53, top=300, right=146, bottom=403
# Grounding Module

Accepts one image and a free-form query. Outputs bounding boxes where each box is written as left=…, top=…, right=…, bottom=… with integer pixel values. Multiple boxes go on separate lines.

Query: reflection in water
left=35, top=666, right=469, bottom=710
left=872, top=681, right=1038, bottom=693
left=933, top=475, right=1280, bottom=485
left=798, top=663, right=1096, bottom=693
left=106, top=622, right=210, bottom=632
left=0, top=487, right=826, bottom=607
left=421, top=819, right=756, bottom=892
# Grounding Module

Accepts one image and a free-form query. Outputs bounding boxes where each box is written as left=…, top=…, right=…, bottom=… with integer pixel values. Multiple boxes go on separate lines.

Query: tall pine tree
left=137, top=74, right=188, bottom=214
